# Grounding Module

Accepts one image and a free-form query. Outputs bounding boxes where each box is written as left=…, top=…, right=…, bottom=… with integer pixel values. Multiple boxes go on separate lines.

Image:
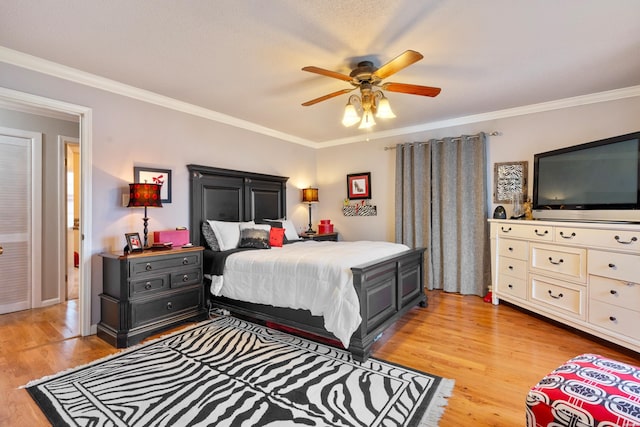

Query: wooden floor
left=1, top=291, right=638, bottom=426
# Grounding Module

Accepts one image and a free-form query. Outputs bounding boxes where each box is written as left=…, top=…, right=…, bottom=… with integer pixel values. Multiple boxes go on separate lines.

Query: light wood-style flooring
left=1, top=291, right=638, bottom=426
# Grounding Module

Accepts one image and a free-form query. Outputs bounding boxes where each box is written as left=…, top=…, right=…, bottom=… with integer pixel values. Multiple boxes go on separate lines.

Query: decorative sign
left=494, top=161, right=528, bottom=203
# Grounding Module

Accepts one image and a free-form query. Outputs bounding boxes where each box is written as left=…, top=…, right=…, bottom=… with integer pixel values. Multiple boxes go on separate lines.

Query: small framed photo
left=347, top=172, right=371, bottom=200
left=134, top=167, right=172, bottom=203
left=125, top=232, right=143, bottom=252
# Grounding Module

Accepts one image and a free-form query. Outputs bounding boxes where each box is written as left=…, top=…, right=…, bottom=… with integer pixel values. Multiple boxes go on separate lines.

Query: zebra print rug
left=25, top=316, right=454, bottom=426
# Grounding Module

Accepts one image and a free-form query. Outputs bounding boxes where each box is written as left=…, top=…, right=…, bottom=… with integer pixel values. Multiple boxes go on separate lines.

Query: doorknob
left=0, top=246, right=3, bottom=255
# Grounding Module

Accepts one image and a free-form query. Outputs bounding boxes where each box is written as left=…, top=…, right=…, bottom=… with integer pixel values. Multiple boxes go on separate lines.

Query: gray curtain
left=395, top=133, right=490, bottom=296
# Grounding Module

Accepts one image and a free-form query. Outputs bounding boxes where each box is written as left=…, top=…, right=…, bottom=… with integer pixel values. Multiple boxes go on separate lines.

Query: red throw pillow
left=269, top=227, right=285, bottom=247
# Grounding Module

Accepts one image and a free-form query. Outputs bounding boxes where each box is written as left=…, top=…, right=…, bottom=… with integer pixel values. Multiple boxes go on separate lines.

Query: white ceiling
left=2, top=0, right=640, bottom=146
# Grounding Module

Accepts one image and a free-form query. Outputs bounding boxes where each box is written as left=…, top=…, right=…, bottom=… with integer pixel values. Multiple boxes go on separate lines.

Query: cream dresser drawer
left=589, top=299, right=640, bottom=341
left=498, top=238, right=528, bottom=260
left=497, top=275, right=527, bottom=300
left=555, top=226, right=640, bottom=253
left=530, top=275, right=585, bottom=319
left=499, top=256, right=527, bottom=279
left=589, top=275, right=640, bottom=311
left=496, top=223, right=553, bottom=241
left=588, top=250, right=640, bottom=283
left=530, top=244, right=587, bottom=283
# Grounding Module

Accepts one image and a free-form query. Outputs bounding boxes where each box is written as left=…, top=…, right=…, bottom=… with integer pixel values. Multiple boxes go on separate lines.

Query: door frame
left=59, top=136, right=80, bottom=304
left=0, top=87, right=93, bottom=336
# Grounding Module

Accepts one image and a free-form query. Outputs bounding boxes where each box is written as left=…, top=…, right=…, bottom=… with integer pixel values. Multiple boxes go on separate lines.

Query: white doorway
left=0, top=87, right=93, bottom=336
left=0, top=128, right=42, bottom=314
left=62, top=137, right=80, bottom=302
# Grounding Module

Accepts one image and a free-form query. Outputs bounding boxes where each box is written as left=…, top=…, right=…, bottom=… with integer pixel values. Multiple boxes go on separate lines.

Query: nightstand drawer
left=130, top=253, right=201, bottom=276
left=132, top=288, right=201, bottom=328
left=131, top=276, right=167, bottom=296
left=171, top=269, right=201, bottom=288
left=496, top=223, right=553, bottom=241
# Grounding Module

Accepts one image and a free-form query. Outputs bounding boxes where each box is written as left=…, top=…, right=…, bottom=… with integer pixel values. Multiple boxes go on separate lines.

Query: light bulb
left=341, top=104, right=360, bottom=127
left=376, top=96, right=396, bottom=119
left=358, top=110, right=376, bottom=129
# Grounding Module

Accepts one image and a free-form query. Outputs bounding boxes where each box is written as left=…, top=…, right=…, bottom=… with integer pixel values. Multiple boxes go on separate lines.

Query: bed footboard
left=208, top=247, right=426, bottom=362
left=349, top=247, right=426, bottom=361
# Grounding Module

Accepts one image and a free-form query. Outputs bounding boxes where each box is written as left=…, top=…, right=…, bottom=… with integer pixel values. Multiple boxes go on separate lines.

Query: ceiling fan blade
left=373, top=50, right=424, bottom=79
left=382, top=82, right=441, bottom=97
left=302, top=66, right=354, bottom=82
left=301, top=88, right=354, bottom=106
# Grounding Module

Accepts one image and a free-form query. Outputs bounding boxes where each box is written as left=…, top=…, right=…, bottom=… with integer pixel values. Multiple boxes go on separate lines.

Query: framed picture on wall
left=347, top=172, right=371, bottom=200
left=134, top=166, right=172, bottom=203
left=493, top=161, right=528, bottom=203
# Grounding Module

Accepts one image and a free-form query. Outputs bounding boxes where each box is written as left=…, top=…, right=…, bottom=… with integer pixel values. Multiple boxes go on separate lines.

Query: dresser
left=489, top=219, right=640, bottom=352
left=98, top=246, right=207, bottom=347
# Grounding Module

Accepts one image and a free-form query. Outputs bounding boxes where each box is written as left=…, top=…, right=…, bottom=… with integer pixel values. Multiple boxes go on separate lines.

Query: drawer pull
left=559, top=231, right=576, bottom=239
left=508, top=284, right=514, bottom=289
left=508, top=265, right=514, bottom=270
left=501, top=227, right=512, bottom=233
left=608, top=316, right=617, bottom=323
left=547, top=290, right=563, bottom=299
left=145, top=263, right=152, bottom=271
left=608, top=263, right=616, bottom=269
left=182, top=257, right=189, bottom=265
left=144, top=282, right=152, bottom=290
left=614, top=235, right=638, bottom=245
left=548, top=257, right=564, bottom=265
left=182, top=274, right=189, bottom=282
left=167, top=302, right=173, bottom=310
left=534, top=229, right=548, bottom=236
left=508, top=247, right=514, bottom=252
left=609, top=289, right=618, bottom=295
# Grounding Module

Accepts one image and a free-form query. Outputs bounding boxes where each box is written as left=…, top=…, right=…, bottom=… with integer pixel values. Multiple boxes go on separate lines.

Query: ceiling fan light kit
left=302, top=50, right=441, bottom=129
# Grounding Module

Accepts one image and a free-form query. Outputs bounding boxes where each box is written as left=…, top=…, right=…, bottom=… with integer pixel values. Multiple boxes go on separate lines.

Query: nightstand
left=299, top=231, right=339, bottom=241
left=98, top=246, right=207, bottom=348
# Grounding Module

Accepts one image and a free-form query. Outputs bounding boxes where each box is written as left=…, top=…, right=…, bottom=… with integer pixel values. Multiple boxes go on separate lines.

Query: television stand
left=489, top=218, right=640, bottom=353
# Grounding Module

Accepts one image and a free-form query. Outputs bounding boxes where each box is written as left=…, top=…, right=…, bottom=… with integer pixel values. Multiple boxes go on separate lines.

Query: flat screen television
left=532, top=131, right=640, bottom=223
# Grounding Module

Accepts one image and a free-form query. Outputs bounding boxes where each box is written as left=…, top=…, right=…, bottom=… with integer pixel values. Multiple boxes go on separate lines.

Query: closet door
left=0, top=129, right=42, bottom=314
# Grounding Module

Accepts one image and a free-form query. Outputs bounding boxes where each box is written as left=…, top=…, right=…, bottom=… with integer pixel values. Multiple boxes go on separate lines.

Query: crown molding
left=2, top=46, right=639, bottom=149
left=320, top=85, right=640, bottom=147
left=0, top=46, right=317, bottom=148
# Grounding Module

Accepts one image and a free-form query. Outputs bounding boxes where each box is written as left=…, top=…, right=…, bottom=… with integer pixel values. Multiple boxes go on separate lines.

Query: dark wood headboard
left=187, top=164, right=289, bottom=248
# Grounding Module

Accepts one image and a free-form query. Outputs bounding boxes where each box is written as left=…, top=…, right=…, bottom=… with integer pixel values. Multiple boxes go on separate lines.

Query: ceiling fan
left=301, top=50, right=441, bottom=129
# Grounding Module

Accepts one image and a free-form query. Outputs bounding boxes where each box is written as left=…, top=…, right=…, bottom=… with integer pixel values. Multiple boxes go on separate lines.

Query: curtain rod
left=383, top=131, right=501, bottom=150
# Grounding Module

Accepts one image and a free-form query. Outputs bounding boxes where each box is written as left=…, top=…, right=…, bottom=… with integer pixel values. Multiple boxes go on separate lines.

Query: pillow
left=207, top=220, right=254, bottom=251
left=269, top=227, right=285, bottom=247
left=201, top=221, right=220, bottom=251
left=279, top=218, right=301, bottom=241
left=238, top=224, right=271, bottom=249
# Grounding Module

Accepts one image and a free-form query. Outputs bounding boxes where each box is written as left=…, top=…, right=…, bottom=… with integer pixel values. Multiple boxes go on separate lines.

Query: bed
left=188, top=164, right=426, bottom=362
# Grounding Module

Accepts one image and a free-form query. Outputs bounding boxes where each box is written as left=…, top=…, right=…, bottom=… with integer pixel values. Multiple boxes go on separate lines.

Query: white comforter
left=210, top=240, right=410, bottom=348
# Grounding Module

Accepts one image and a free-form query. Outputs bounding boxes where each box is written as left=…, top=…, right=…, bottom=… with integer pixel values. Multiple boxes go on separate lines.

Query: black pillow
left=202, top=221, right=221, bottom=251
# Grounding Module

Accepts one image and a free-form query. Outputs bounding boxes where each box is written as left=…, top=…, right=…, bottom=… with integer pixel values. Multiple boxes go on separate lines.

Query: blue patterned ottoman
left=526, top=354, right=640, bottom=427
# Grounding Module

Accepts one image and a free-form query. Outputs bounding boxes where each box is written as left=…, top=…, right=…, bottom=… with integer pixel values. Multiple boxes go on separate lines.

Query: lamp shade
left=301, top=188, right=319, bottom=203
left=127, top=183, right=163, bottom=208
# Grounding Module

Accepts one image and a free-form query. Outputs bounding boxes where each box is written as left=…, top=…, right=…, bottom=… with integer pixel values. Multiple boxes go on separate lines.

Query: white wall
left=0, top=62, right=316, bottom=324
left=2, top=59, right=640, bottom=326
left=317, top=96, right=640, bottom=240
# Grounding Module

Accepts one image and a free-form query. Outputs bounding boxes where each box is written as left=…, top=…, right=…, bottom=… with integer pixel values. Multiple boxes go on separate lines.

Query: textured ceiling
left=2, top=0, right=640, bottom=146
